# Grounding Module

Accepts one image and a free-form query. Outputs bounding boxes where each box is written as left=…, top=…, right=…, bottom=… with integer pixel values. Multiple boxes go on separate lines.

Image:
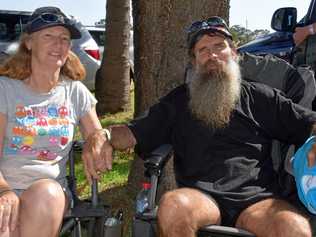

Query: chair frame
left=132, top=144, right=256, bottom=237
left=60, top=140, right=111, bottom=237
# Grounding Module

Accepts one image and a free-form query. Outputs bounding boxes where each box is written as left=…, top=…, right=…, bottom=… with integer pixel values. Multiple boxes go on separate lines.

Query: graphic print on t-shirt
left=6, top=103, right=71, bottom=162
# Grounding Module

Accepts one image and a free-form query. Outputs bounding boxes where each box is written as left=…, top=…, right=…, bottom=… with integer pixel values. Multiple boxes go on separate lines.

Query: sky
left=230, top=0, right=311, bottom=31
left=0, top=0, right=312, bottom=31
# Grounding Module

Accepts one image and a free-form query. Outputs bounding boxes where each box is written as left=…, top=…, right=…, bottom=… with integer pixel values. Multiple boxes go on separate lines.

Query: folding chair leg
left=73, top=218, right=82, bottom=237
left=87, top=219, right=95, bottom=237
left=60, top=219, right=76, bottom=236
left=132, top=218, right=156, bottom=237
left=95, top=216, right=107, bottom=237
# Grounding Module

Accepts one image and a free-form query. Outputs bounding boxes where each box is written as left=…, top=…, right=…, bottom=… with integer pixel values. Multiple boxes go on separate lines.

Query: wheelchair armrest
left=198, top=225, right=256, bottom=237
left=69, top=140, right=100, bottom=206
left=72, top=140, right=85, bottom=152
left=143, top=144, right=173, bottom=172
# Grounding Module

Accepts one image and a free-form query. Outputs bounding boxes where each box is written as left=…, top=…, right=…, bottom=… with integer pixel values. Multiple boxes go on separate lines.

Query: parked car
left=85, top=25, right=134, bottom=80
left=238, top=0, right=316, bottom=67
left=0, top=9, right=100, bottom=90
left=238, top=31, right=294, bottom=62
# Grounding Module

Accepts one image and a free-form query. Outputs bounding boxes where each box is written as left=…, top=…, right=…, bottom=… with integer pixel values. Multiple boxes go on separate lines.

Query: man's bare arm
left=109, top=124, right=137, bottom=150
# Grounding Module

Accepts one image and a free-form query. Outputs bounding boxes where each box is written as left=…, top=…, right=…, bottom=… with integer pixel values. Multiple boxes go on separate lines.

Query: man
left=100, top=17, right=316, bottom=237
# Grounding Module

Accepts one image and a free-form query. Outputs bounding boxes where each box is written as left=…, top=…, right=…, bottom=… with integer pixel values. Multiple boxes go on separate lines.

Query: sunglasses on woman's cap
left=24, top=6, right=81, bottom=39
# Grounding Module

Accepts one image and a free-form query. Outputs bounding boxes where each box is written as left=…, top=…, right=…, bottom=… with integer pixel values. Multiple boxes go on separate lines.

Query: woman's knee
left=20, top=179, right=66, bottom=214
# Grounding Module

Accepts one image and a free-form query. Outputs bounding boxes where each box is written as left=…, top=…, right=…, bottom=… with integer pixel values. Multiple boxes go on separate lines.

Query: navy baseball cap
left=186, top=16, right=233, bottom=50
left=24, top=6, right=81, bottom=39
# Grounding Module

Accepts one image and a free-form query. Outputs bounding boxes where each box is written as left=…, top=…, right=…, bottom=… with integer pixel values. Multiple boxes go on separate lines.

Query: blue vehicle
left=238, top=31, right=294, bottom=62
left=238, top=0, right=316, bottom=67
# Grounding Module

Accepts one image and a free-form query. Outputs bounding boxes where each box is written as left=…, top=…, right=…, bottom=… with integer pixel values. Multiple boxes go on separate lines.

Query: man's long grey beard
left=188, top=58, right=241, bottom=129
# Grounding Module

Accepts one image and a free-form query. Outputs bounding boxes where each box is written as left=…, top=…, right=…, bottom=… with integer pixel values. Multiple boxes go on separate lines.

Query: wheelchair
left=132, top=144, right=256, bottom=237
left=59, top=140, right=114, bottom=237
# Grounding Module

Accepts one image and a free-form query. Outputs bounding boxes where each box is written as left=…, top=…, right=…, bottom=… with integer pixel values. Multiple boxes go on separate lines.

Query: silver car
left=0, top=9, right=100, bottom=90
left=85, top=25, right=134, bottom=81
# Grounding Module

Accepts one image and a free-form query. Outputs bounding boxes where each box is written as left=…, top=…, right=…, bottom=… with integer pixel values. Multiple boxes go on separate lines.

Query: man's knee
left=237, top=199, right=312, bottom=237
left=158, top=189, right=193, bottom=222
left=273, top=212, right=312, bottom=237
left=157, top=189, right=197, bottom=236
left=157, top=188, right=220, bottom=234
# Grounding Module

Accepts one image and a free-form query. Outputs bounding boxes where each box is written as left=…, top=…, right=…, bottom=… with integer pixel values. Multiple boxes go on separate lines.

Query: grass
left=72, top=86, right=135, bottom=236
left=74, top=150, right=133, bottom=199
left=74, top=85, right=135, bottom=194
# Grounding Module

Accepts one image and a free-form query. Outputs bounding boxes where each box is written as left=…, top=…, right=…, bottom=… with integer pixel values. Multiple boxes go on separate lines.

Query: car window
left=0, top=23, right=22, bottom=41
left=88, top=30, right=104, bottom=46
left=0, top=13, right=28, bottom=42
left=0, top=23, right=7, bottom=40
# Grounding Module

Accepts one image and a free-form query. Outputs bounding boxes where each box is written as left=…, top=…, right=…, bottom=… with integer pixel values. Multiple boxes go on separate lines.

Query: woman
left=0, top=6, right=111, bottom=237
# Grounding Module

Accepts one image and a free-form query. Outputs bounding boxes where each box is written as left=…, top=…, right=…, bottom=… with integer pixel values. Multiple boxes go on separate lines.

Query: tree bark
left=128, top=0, right=230, bottom=197
left=95, top=0, right=131, bottom=114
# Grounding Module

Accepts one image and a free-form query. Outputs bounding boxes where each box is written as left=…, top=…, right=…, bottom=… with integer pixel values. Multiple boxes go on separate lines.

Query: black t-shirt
left=128, top=80, right=316, bottom=202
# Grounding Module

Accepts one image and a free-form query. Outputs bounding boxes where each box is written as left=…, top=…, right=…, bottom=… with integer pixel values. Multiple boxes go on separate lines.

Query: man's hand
left=293, top=24, right=314, bottom=46
left=0, top=190, right=19, bottom=232
left=82, top=129, right=113, bottom=183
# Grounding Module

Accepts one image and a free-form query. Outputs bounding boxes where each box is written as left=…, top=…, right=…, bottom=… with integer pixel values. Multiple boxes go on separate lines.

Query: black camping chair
left=60, top=140, right=111, bottom=237
left=132, top=53, right=316, bottom=237
left=132, top=144, right=255, bottom=237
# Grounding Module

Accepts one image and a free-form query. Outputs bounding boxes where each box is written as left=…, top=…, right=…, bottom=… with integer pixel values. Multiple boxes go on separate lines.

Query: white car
left=85, top=25, right=134, bottom=81
left=0, top=9, right=100, bottom=90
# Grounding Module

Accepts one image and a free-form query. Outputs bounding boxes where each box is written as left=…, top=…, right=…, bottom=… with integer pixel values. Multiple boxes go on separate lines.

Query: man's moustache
left=204, top=59, right=223, bottom=70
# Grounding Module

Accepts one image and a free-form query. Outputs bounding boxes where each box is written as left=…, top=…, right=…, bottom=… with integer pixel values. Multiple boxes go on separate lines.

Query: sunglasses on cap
left=25, top=8, right=81, bottom=39
left=29, top=13, right=70, bottom=25
left=186, top=17, right=232, bottom=40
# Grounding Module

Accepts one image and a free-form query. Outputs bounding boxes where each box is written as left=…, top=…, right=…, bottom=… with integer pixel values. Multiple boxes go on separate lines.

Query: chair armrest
left=72, top=140, right=85, bottom=152
left=69, top=140, right=100, bottom=206
left=143, top=144, right=173, bottom=171
left=198, top=225, right=256, bottom=237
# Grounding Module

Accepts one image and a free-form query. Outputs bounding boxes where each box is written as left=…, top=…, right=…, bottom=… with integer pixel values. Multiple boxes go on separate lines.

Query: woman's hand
left=0, top=190, right=19, bottom=232
left=82, top=129, right=113, bottom=183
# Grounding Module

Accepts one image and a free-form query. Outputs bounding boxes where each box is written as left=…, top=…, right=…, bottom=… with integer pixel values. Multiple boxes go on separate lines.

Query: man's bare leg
left=157, top=188, right=220, bottom=237
left=236, top=198, right=312, bottom=237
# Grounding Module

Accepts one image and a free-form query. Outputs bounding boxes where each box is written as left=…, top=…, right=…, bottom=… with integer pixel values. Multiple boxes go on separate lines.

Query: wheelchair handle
left=91, top=179, right=98, bottom=207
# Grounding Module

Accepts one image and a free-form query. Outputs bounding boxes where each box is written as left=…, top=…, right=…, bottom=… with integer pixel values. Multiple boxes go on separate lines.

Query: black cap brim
left=25, top=22, right=81, bottom=39
left=188, top=28, right=232, bottom=50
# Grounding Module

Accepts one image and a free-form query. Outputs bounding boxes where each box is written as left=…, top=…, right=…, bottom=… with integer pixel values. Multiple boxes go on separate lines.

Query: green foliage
left=74, top=150, right=133, bottom=199
left=230, top=25, right=270, bottom=46
left=75, top=85, right=135, bottom=198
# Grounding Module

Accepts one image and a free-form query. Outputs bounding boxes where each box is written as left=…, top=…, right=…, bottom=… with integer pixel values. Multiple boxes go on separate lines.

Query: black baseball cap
left=186, top=16, right=232, bottom=50
left=24, top=6, right=81, bottom=39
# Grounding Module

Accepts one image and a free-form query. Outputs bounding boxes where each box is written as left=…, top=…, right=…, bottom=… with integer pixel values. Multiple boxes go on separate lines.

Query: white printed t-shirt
left=0, top=76, right=97, bottom=190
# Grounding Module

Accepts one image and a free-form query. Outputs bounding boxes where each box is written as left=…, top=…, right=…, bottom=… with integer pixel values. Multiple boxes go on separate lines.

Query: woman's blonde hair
left=0, top=33, right=86, bottom=81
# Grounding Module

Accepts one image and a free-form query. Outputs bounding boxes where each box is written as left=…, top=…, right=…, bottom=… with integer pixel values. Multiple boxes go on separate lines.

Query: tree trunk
left=128, top=0, right=230, bottom=198
left=95, top=0, right=131, bottom=114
